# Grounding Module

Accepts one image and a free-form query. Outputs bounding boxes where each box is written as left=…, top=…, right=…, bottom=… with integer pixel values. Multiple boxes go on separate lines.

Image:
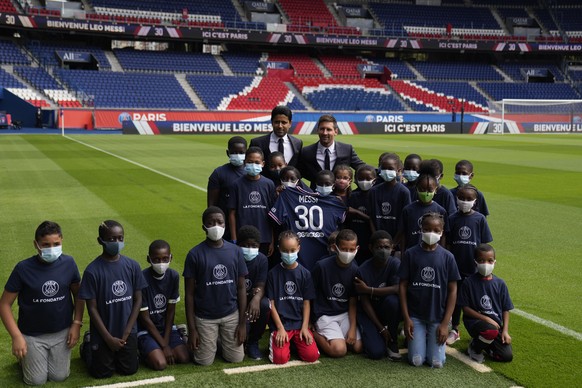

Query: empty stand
left=0, top=40, right=30, bottom=65
left=113, top=49, right=222, bottom=74
left=412, top=61, right=503, bottom=81
left=266, top=53, right=323, bottom=77
left=14, top=67, right=82, bottom=107
left=318, top=55, right=368, bottom=78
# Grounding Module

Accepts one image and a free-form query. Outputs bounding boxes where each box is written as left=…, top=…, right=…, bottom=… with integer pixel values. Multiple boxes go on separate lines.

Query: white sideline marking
left=82, top=376, right=175, bottom=388
left=513, top=308, right=582, bottom=342
left=64, top=136, right=207, bottom=193
left=445, top=347, right=492, bottom=373
left=223, top=360, right=320, bottom=375
left=66, top=136, right=582, bottom=343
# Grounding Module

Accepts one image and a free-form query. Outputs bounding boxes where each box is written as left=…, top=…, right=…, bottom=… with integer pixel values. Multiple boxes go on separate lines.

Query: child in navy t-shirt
left=450, top=159, right=489, bottom=217
left=79, top=220, right=148, bottom=379
left=0, top=221, right=84, bottom=385
left=399, top=213, right=460, bottom=368
left=458, top=244, right=513, bottom=363
left=347, top=165, right=377, bottom=264
left=137, top=240, right=189, bottom=370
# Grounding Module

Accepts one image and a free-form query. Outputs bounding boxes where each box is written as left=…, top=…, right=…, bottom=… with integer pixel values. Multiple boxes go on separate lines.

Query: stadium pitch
left=0, top=133, right=580, bottom=387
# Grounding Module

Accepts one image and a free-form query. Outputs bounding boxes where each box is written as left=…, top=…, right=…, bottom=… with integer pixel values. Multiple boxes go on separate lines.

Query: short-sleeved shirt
left=398, top=245, right=460, bottom=322
left=368, top=182, right=411, bottom=238
left=410, top=185, right=456, bottom=216
left=5, top=254, right=80, bottom=336
left=347, top=189, right=373, bottom=259
left=79, top=255, right=148, bottom=341
left=245, top=252, right=268, bottom=297
left=269, top=186, right=346, bottom=270
left=458, top=273, right=513, bottom=328
left=450, top=186, right=490, bottom=217
left=400, top=200, right=449, bottom=250
left=208, top=162, right=245, bottom=215
left=183, top=240, right=248, bottom=320
left=266, top=263, right=315, bottom=331
left=138, top=267, right=180, bottom=334
left=311, top=256, right=359, bottom=319
left=356, top=256, right=400, bottom=304
left=228, top=176, right=276, bottom=244
left=447, top=211, right=493, bottom=277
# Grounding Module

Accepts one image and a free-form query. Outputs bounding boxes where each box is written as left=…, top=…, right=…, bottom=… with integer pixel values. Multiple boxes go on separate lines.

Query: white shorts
left=315, top=312, right=361, bottom=341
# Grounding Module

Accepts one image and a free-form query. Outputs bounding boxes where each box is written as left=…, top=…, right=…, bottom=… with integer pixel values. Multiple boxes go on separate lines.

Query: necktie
left=278, top=138, right=284, bottom=154
left=324, top=148, right=331, bottom=171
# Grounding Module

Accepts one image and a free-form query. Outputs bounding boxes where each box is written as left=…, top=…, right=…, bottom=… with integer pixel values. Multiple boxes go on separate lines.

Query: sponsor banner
left=245, top=1, right=276, bottom=12
left=535, top=44, right=582, bottom=52
left=340, top=6, right=368, bottom=18
left=357, top=64, right=385, bottom=74
left=351, top=122, right=461, bottom=134
left=261, top=61, right=290, bottom=69
left=123, top=121, right=274, bottom=134
left=56, top=51, right=92, bottom=63
left=525, top=122, right=582, bottom=133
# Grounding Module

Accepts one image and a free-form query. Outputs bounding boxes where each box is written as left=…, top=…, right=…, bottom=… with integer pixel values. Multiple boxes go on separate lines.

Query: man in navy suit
left=250, top=106, right=303, bottom=167
left=298, top=114, right=366, bottom=187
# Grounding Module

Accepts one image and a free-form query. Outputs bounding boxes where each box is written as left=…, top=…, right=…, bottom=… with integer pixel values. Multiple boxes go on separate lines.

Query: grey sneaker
left=468, top=341, right=485, bottom=363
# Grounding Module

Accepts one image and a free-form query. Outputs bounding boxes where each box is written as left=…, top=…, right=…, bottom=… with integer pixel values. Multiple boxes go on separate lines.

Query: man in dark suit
left=250, top=105, right=303, bottom=167
left=298, top=114, right=366, bottom=187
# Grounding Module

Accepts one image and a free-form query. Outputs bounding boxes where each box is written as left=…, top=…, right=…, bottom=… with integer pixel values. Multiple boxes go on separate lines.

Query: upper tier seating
left=113, top=49, right=222, bottom=74
left=54, top=70, right=195, bottom=109
left=278, top=0, right=360, bottom=35
left=412, top=61, right=503, bottom=81
left=0, top=0, right=17, bottom=12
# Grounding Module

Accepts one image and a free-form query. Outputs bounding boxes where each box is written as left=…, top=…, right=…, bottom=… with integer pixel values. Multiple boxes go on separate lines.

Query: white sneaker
left=446, top=329, right=460, bottom=346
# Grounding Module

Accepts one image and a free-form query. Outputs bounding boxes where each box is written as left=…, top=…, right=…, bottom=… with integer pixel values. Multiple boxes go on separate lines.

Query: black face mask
left=373, top=248, right=391, bottom=262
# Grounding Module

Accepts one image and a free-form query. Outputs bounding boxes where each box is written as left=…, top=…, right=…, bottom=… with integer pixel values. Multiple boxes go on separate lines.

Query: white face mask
left=241, top=247, right=259, bottom=262
left=205, top=225, right=225, bottom=241
left=282, top=180, right=298, bottom=188
left=229, top=154, right=245, bottom=167
left=151, top=262, right=170, bottom=276
left=421, top=232, right=442, bottom=246
left=335, top=245, right=357, bottom=264
left=38, top=245, right=62, bottom=263
left=457, top=198, right=476, bottom=213
left=454, top=174, right=471, bottom=186
left=357, top=180, right=375, bottom=191
left=476, top=261, right=495, bottom=277
left=379, top=169, right=397, bottom=182
left=316, top=185, right=334, bottom=196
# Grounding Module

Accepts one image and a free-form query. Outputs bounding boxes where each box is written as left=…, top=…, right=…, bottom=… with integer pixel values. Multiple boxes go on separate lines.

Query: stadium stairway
left=222, top=75, right=301, bottom=110
left=104, top=51, right=124, bottom=72
left=285, top=81, right=314, bottom=111
left=2, top=65, right=56, bottom=108
left=175, top=74, right=207, bottom=110
left=214, top=55, right=235, bottom=76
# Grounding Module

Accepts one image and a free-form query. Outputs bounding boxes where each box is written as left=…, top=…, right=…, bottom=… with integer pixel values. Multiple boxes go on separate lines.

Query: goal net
left=484, top=99, right=582, bottom=134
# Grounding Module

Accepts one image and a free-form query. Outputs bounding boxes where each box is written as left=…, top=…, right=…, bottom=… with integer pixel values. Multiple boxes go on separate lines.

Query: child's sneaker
left=387, top=341, right=402, bottom=361
left=246, top=342, right=262, bottom=360
left=446, top=329, right=460, bottom=345
left=468, top=341, right=484, bottom=363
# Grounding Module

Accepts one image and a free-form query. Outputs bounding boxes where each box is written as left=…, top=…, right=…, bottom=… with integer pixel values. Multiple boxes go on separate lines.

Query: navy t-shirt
left=450, top=186, right=490, bottom=217
left=398, top=245, right=460, bottom=322
left=208, top=163, right=245, bottom=216
left=311, top=256, right=359, bottom=319
left=447, top=211, right=493, bottom=277
left=228, top=176, right=276, bottom=244
left=458, top=273, right=513, bottom=328
left=266, top=263, right=315, bottom=331
left=356, top=256, right=400, bottom=304
left=410, top=185, right=456, bottom=216
left=245, top=252, right=268, bottom=296
left=400, top=200, right=449, bottom=250
left=368, top=182, right=411, bottom=238
left=5, top=254, right=80, bottom=336
left=138, top=267, right=180, bottom=334
left=269, top=186, right=346, bottom=271
left=183, top=240, right=248, bottom=319
left=347, top=189, right=373, bottom=263
left=79, top=255, right=148, bottom=341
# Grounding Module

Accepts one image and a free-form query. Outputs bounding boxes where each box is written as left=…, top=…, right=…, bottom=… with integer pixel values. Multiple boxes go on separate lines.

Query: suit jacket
left=298, top=141, right=366, bottom=187
left=250, top=133, right=303, bottom=167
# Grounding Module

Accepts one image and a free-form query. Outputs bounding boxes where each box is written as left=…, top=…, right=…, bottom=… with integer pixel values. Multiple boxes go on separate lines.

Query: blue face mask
left=280, top=251, right=298, bottom=265
left=101, top=240, right=124, bottom=256
left=316, top=185, right=334, bottom=196
left=244, top=163, right=263, bottom=177
left=38, top=245, right=62, bottom=263
left=454, top=174, right=471, bottom=186
left=379, top=169, right=397, bottom=182
left=241, top=247, right=259, bottom=262
left=403, top=170, right=419, bottom=182
left=229, top=154, right=245, bottom=167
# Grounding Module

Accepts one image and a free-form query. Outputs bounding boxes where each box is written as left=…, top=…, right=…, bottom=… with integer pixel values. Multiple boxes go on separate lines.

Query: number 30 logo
left=294, top=205, right=323, bottom=231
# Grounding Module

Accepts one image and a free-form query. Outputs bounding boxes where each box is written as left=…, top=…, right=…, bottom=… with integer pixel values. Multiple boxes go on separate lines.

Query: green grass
left=0, top=133, right=581, bottom=387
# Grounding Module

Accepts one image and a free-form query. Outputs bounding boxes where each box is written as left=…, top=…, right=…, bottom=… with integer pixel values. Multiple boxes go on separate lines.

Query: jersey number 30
left=294, top=205, right=323, bottom=231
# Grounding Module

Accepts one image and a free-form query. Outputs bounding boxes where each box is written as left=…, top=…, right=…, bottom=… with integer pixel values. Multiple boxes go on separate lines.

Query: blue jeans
left=408, top=317, right=446, bottom=368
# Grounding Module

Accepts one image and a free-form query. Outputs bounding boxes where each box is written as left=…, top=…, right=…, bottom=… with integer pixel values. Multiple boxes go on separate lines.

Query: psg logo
left=358, top=206, right=367, bottom=214
left=249, top=191, right=262, bottom=204
left=459, top=226, right=472, bottom=240
left=42, top=280, right=59, bottom=297
left=213, top=264, right=228, bottom=280
left=364, top=115, right=375, bottom=123
left=480, top=295, right=492, bottom=310
left=112, top=280, right=128, bottom=297
left=245, top=279, right=252, bottom=291
left=378, top=282, right=386, bottom=288
left=332, top=283, right=345, bottom=297
left=118, top=112, right=131, bottom=124
left=285, top=281, right=297, bottom=295
left=381, top=202, right=392, bottom=215
left=421, top=266, right=435, bottom=282
left=417, top=216, right=423, bottom=227
left=153, top=293, right=166, bottom=309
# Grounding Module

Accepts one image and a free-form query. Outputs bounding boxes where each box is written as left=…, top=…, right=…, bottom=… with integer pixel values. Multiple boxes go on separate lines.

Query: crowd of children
left=1, top=110, right=514, bottom=385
